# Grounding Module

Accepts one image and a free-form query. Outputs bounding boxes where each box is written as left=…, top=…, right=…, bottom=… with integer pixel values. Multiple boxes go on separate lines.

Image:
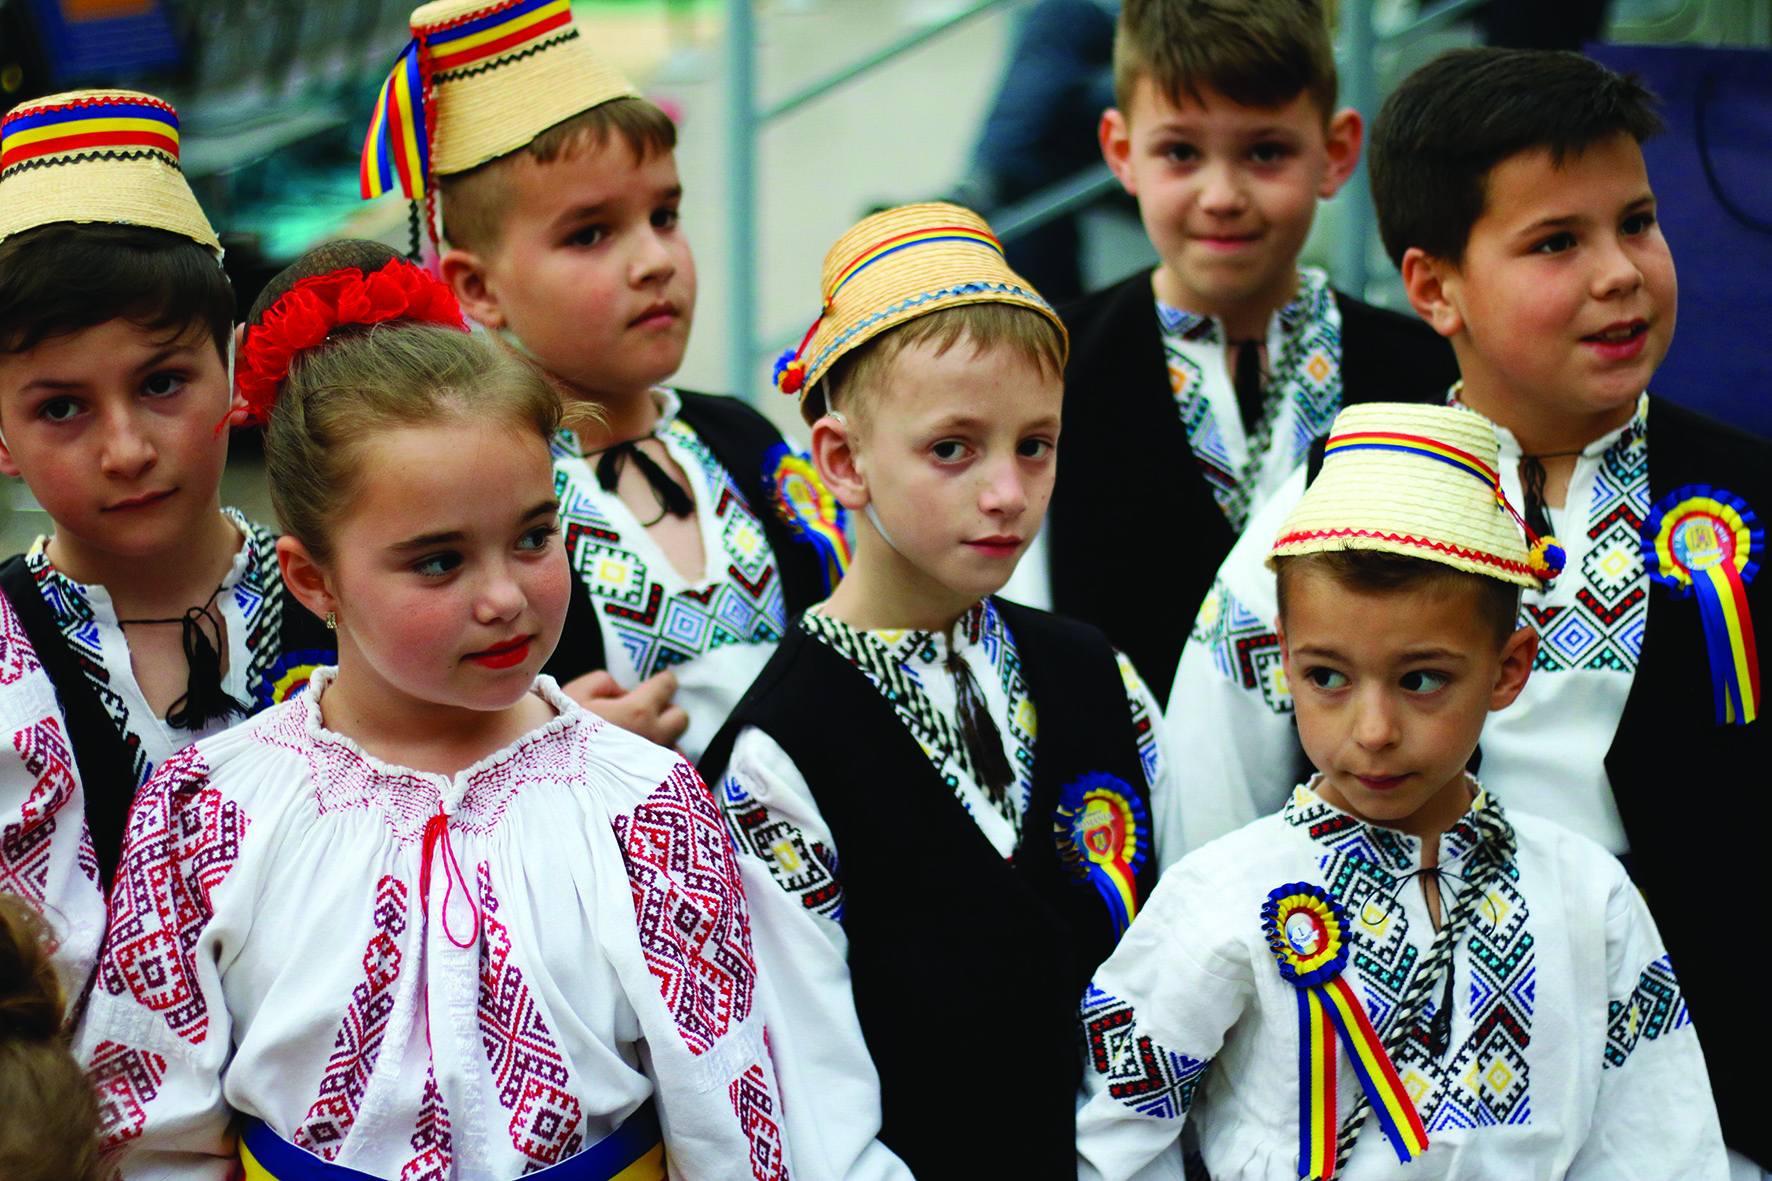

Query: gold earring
left=325, top=611, right=337, bottom=630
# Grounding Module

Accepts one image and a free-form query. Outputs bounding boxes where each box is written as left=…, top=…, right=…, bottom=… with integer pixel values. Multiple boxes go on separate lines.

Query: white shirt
left=77, top=672, right=792, bottom=1180
left=1075, top=783, right=1727, bottom=1181
left=551, top=389, right=790, bottom=762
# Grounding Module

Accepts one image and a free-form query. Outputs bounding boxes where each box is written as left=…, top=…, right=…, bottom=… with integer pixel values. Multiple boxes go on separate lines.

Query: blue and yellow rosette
left=1263, top=883, right=1427, bottom=1179
left=1053, top=773, right=1147, bottom=937
left=257, top=649, right=335, bottom=712
left=1642, top=485, right=1763, bottom=725
left=762, top=442, right=852, bottom=594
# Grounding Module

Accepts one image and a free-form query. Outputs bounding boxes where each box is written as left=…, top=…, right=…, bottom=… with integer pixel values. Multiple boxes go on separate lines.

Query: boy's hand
left=563, top=669, right=690, bottom=749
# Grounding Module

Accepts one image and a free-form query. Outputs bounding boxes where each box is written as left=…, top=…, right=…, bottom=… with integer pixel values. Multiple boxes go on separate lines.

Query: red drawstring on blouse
left=419, top=808, right=479, bottom=949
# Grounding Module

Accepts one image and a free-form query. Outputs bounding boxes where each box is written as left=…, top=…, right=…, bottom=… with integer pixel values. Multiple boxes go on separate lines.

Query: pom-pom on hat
left=776, top=202, right=1066, bottom=421
left=0, top=89, right=220, bottom=254
left=361, top=0, right=639, bottom=205
left=1269, top=403, right=1565, bottom=588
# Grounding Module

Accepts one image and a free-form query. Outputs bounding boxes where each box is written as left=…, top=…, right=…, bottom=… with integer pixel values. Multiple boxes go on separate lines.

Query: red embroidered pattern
left=1, top=718, right=78, bottom=905
left=614, top=761, right=757, bottom=1055
left=477, top=863, right=584, bottom=1170
left=728, top=1064, right=789, bottom=1181
left=400, top=1067, right=454, bottom=1181
left=89, top=1040, right=167, bottom=1155
left=99, top=744, right=246, bottom=1044
left=293, top=876, right=410, bottom=1159
left=1272, top=527, right=1533, bottom=577
left=0, top=594, right=39, bottom=686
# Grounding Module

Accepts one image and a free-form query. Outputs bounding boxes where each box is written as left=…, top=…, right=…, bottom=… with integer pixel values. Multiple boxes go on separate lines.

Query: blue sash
left=239, top=1099, right=665, bottom=1181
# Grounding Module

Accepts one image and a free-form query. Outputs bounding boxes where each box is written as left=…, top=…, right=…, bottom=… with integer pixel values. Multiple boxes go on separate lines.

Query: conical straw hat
left=774, top=202, right=1065, bottom=420
left=362, top=0, right=638, bottom=200
left=0, top=89, right=220, bottom=254
left=1269, top=403, right=1563, bottom=588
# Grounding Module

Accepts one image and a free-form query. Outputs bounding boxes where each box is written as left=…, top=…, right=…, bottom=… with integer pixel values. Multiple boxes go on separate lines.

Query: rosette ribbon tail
left=1317, top=975, right=1429, bottom=1168
left=1297, top=986, right=1338, bottom=1179
left=1694, top=561, right=1759, bottom=724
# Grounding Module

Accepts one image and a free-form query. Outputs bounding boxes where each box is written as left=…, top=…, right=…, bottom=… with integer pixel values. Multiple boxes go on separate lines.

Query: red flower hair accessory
left=235, top=259, right=466, bottom=426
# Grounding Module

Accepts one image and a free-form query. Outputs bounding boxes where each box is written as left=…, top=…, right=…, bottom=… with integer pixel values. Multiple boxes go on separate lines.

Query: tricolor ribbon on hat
left=762, top=443, right=852, bottom=593
left=1054, top=773, right=1147, bottom=937
left=1263, top=883, right=1428, bottom=1179
left=1, top=95, right=179, bottom=171
left=361, top=0, right=572, bottom=200
left=1643, top=485, right=1763, bottom=725
left=1323, top=430, right=1566, bottom=582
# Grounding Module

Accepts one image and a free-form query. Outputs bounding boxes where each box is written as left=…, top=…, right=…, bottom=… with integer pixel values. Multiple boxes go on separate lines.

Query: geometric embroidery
left=1193, top=579, right=1291, bottom=715
left=0, top=592, right=38, bottom=686
left=293, top=876, right=410, bottom=1160
left=1605, top=955, right=1689, bottom=1070
left=552, top=414, right=787, bottom=680
left=401, top=1066, right=453, bottom=1181
left=728, top=1063, right=789, bottom=1181
left=1, top=718, right=79, bottom=906
left=1080, top=983, right=1210, bottom=1119
left=477, top=864, right=584, bottom=1172
left=613, top=762, right=757, bottom=1056
left=89, top=1039, right=167, bottom=1156
left=98, top=744, right=246, bottom=1045
left=718, top=774, right=843, bottom=921
left=1115, top=653, right=1161, bottom=789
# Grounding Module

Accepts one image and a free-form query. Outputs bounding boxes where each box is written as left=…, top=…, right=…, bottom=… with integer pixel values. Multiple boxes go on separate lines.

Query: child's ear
left=440, top=247, right=505, bottom=330
left=1318, top=107, right=1364, bottom=199
left=1100, top=108, right=1137, bottom=195
left=227, top=323, right=249, bottom=416
left=1489, top=624, right=1538, bottom=711
left=0, top=428, right=19, bottom=479
left=810, top=413, right=868, bottom=511
left=1400, top=248, right=1464, bottom=339
left=277, top=536, right=337, bottom=623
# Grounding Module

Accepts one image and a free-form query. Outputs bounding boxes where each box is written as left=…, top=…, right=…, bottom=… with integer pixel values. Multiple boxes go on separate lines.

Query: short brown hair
left=1275, top=549, right=1523, bottom=648
left=439, top=96, right=678, bottom=253
left=811, top=302, right=1067, bottom=425
left=0, top=895, right=101, bottom=1181
left=250, top=240, right=563, bottom=564
left=1114, top=0, right=1337, bottom=121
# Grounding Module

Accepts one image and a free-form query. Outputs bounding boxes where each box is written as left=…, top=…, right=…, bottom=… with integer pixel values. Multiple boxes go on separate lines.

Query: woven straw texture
left=0, top=89, right=219, bottom=253
left=413, top=0, right=638, bottom=176
left=794, top=201, right=1063, bottom=404
left=1270, top=403, right=1540, bottom=588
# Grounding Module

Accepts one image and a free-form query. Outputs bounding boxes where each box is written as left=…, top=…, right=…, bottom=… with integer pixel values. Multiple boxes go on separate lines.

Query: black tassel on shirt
left=596, top=440, right=695, bottom=525
left=945, top=651, right=1016, bottom=806
left=120, top=584, right=249, bottom=730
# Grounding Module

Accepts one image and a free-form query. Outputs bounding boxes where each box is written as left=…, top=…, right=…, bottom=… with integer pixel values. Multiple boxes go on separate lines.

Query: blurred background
left=3, top=0, right=1770, bottom=552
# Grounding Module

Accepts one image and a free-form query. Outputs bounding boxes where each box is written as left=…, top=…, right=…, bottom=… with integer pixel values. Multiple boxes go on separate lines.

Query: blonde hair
left=250, top=241, right=563, bottom=564
left=0, top=896, right=100, bottom=1181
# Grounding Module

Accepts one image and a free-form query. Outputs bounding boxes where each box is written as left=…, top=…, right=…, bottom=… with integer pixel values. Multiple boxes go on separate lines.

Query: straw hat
left=362, top=0, right=637, bottom=201
left=774, top=202, right=1065, bottom=420
left=1269, top=403, right=1564, bottom=587
left=0, top=89, right=220, bottom=254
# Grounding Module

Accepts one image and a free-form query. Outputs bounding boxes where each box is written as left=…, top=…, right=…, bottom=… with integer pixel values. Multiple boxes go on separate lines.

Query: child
left=363, top=0, right=846, bottom=760
left=1, top=893, right=100, bottom=1180
left=0, top=89, right=332, bottom=999
left=1015, top=0, right=1459, bottom=705
left=700, top=203, right=1181, bottom=1181
left=1077, top=402, right=1726, bottom=1180
left=1166, top=47, right=1772, bottom=1173
left=75, top=241, right=807, bottom=1178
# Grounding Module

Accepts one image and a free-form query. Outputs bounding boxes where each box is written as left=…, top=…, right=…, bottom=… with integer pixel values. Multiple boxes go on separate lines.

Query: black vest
left=0, top=554, right=334, bottom=891
left=699, top=601, right=1157, bottom=1181
left=1046, top=269, right=1460, bottom=705
left=544, top=389, right=835, bottom=684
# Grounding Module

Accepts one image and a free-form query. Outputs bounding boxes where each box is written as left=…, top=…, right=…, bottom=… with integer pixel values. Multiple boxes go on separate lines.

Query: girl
left=75, top=241, right=792, bottom=1180
left=1, top=892, right=99, bottom=1181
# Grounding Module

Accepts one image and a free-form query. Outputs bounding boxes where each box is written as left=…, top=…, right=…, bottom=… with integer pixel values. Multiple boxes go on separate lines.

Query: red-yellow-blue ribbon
left=1, top=96, right=179, bottom=170
left=1643, top=485, right=1762, bottom=724
left=762, top=442, right=852, bottom=593
left=1263, top=883, right=1428, bottom=1178
left=1055, top=773, right=1148, bottom=937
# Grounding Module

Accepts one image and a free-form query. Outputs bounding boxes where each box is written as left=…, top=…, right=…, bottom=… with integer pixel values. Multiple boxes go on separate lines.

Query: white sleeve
left=1163, top=468, right=1307, bottom=858
left=1076, top=854, right=1254, bottom=1181
left=1114, top=652, right=1182, bottom=869
left=716, top=727, right=913, bottom=1181
left=1566, top=868, right=1729, bottom=1181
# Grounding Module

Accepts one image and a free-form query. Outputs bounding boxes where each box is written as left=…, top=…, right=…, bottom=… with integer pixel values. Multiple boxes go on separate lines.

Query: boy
left=1014, top=0, right=1459, bottom=706
left=1166, top=48, right=1771, bottom=1173
left=1077, top=402, right=1726, bottom=1180
left=365, top=0, right=844, bottom=761
left=0, top=90, right=332, bottom=997
left=700, top=203, right=1182, bottom=1181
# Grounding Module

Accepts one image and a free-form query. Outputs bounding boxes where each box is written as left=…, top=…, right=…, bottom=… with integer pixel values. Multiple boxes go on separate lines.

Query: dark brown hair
left=1275, top=548, right=1523, bottom=647
left=440, top=96, right=678, bottom=253
left=1369, top=48, right=1664, bottom=268
left=0, top=895, right=101, bottom=1181
left=1113, top=0, right=1337, bottom=121
left=0, top=222, right=233, bottom=358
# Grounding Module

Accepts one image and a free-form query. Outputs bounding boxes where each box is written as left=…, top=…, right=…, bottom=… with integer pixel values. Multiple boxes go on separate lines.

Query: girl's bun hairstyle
left=0, top=895, right=100, bottom=1181
left=244, top=240, right=563, bottom=563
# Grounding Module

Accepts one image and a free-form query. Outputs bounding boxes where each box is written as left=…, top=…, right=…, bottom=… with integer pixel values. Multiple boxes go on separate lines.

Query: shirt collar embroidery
left=1280, top=777, right=1510, bottom=875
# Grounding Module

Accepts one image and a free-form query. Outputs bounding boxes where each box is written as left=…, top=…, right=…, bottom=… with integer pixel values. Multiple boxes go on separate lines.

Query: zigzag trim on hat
left=1273, top=526, right=1534, bottom=578
left=1, top=146, right=177, bottom=180
left=432, top=27, right=579, bottom=82
left=806, top=280, right=1050, bottom=379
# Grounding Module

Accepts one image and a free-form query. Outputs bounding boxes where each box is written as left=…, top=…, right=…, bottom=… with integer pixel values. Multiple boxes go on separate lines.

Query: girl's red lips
left=467, top=636, right=532, bottom=669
